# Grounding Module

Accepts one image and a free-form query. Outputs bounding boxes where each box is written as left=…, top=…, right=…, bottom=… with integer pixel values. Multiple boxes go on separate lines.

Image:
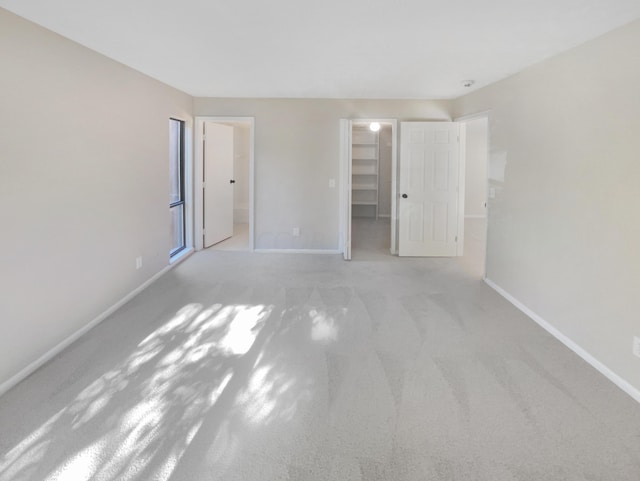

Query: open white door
left=203, top=122, right=234, bottom=248
left=398, top=122, right=461, bottom=257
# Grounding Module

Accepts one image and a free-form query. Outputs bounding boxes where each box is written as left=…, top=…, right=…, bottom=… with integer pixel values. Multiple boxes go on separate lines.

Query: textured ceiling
left=1, top=0, right=639, bottom=98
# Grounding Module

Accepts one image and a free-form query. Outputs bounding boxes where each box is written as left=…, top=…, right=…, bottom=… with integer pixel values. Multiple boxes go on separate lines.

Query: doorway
left=340, top=119, right=397, bottom=260
left=351, top=121, right=394, bottom=257
left=194, top=117, right=255, bottom=252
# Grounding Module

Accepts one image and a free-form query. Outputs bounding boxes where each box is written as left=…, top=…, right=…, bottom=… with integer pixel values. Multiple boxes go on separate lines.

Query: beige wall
left=454, top=20, right=640, bottom=394
left=463, top=118, right=488, bottom=217
left=0, top=9, right=193, bottom=389
left=194, top=98, right=451, bottom=249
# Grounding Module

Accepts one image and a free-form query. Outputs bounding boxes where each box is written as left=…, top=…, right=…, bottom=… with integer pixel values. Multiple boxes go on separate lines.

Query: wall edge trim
left=0, top=252, right=193, bottom=398
left=254, top=249, right=341, bottom=255
left=484, top=278, right=640, bottom=404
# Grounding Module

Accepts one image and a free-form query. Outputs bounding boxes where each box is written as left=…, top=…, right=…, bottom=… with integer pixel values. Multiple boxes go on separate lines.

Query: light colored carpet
left=0, top=223, right=639, bottom=480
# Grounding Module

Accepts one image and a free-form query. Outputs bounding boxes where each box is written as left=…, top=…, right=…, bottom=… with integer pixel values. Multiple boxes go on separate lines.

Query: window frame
left=170, top=118, right=186, bottom=257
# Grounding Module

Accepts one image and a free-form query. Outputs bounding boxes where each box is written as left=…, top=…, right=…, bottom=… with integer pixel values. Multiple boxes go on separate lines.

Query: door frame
left=194, top=116, right=255, bottom=251
left=339, top=120, right=352, bottom=260
left=339, top=118, right=398, bottom=258
left=454, top=110, right=491, bottom=278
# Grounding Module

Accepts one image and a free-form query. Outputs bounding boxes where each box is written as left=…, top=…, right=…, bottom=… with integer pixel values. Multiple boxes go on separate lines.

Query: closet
left=351, top=125, right=379, bottom=218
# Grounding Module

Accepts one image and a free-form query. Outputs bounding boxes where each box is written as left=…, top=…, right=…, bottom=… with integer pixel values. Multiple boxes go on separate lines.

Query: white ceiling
left=2, top=0, right=639, bottom=99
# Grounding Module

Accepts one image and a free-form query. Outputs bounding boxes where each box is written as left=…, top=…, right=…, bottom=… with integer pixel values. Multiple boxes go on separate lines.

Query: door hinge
left=202, top=182, right=206, bottom=189
left=455, top=236, right=458, bottom=242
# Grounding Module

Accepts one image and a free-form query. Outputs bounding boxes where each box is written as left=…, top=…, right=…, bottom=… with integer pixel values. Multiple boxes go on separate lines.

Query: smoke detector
left=462, top=80, right=475, bottom=88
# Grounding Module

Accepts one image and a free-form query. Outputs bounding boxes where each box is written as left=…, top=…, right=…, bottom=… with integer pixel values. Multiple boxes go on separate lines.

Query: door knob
left=402, top=194, right=408, bottom=198
left=230, top=179, right=236, bottom=184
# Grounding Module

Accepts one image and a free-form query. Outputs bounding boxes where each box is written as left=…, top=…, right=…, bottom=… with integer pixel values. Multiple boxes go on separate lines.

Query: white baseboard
left=0, top=251, right=193, bottom=398
left=254, top=249, right=341, bottom=255
left=484, top=278, right=640, bottom=404
left=170, top=247, right=194, bottom=265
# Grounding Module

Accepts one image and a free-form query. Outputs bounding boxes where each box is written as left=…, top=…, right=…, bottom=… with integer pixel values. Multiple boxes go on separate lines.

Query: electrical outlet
left=136, top=256, right=142, bottom=270
left=292, top=227, right=300, bottom=237
left=633, top=336, right=640, bottom=358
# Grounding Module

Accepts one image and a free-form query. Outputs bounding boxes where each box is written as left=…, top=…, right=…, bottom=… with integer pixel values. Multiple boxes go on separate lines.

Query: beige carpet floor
left=0, top=220, right=639, bottom=480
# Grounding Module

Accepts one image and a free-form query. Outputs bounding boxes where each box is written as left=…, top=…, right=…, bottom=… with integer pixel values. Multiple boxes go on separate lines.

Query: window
left=169, top=118, right=185, bottom=257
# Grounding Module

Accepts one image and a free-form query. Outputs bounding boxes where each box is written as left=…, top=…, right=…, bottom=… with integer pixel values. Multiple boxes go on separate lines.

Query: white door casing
left=203, top=122, right=234, bottom=247
left=340, top=119, right=352, bottom=260
left=398, top=122, right=461, bottom=257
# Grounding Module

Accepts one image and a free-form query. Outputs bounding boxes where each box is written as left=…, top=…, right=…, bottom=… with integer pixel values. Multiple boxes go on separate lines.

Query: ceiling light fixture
left=369, top=122, right=381, bottom=132
left=462, top=80, right=475, bottom=88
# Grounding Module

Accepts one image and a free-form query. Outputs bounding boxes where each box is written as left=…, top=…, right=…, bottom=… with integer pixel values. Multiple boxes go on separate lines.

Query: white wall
left=233, top=125, right=251, bottom=224
left=0, top=9, right=193, bottom=389
left=463, top=118, right=488, bottom=217
left=194, top=98, right=451, bottom=249
left=378, top=124, right=393, bottom=218
left=454, top=19, right=640, bottom=395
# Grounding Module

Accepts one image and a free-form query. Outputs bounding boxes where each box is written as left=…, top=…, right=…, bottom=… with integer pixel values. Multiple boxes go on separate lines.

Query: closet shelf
left=352, top=167, right=377, bottom=175
left=352, top=183, right=377, bottom=190
left=351, top=126, right=380, bottom=219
